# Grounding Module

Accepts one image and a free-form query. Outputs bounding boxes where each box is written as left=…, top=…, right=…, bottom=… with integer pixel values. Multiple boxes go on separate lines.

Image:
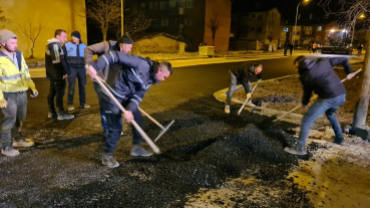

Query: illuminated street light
left=343, top=29, right=347, bottom=33
left=330, top=29, right=334, bottom=33
left=293, top=0, right=310, bottom=48
left=351, top=13, right=366, bottom=45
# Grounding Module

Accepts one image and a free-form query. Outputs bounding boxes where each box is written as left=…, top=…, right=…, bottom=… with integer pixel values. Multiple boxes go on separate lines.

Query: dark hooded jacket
left=298, top=57, right=352, bottom=105
left=91, top=51, right=159, bottom=112
left=230, top=63, right=262, bottom=92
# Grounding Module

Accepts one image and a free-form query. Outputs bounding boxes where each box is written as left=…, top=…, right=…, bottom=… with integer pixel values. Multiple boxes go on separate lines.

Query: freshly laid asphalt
left=0, top=55, right=344, bottom=207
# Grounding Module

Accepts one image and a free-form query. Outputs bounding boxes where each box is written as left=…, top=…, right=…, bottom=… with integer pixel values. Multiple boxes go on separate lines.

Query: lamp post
left=351, top=13, right=365, bottom=46
left=121, top=0, right=124, bottom=36
left=293, top=0, right=309, bottom=48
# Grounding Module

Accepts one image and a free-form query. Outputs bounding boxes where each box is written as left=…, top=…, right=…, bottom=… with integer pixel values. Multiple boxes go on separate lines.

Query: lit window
left=160, top=1, right=168, bottom=10
left=317, top=26, right=322, bottom=31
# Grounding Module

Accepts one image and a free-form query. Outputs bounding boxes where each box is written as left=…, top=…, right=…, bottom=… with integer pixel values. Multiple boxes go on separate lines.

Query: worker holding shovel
left=284, top=56, right=357, bottom=156
left=225, top=63, right=262, bottom=114
left=87, top=52, right=172, bottom=168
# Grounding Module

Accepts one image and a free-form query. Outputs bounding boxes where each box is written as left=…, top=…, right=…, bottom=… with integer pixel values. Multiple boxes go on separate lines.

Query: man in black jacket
left=225, top=63, right=262, bottom=114
left=45, top=29, right=74, bottom=120
left=87, top=52, right=172, bottom=168
left=284, top=56, right=356, bottom=155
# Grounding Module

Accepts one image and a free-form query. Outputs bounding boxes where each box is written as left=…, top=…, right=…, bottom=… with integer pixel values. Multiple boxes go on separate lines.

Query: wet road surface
left=0, top=56, right=316, bottom=207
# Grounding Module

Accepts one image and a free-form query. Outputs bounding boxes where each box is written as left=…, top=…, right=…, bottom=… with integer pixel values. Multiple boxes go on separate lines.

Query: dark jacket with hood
left=298, top=57, right=352, bottom=105
left=45, top=38, right=69, bottom=79
left=231, top=63, right=262, bottom=92
left=91, top=51, right=159, bottom=112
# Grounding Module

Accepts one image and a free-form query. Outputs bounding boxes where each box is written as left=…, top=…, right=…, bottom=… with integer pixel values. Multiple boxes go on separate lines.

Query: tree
left=86, top=0, right=121, bottom=41
left=19, top=20, right=43, bottom=59
left=113, top=8, right=150, bottom=40
left=0, top=8, right=9, bottom=29
left=266, top=12, right=279, bottom=46
left=207, top=10, right=220, bottom=46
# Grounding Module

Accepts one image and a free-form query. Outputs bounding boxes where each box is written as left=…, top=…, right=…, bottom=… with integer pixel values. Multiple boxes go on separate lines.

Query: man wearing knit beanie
left=64, top=31, right=90, bottom=112
left=0, top=29, right=38, bottom=157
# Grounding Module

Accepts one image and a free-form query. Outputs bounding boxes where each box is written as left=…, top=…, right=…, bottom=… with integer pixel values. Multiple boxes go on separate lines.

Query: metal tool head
left=154, top=120, right=175, bottom=143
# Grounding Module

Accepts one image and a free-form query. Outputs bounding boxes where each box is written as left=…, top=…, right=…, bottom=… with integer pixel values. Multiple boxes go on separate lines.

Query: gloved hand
left=224, top=105, right=230, bottom=114
left=246, top=93, right=251, bottom=100
left=0, top=99, right=7, bottom=108
left=30, top=88, right=38, bottom=98
left=310, top=94, right=318, bottom=102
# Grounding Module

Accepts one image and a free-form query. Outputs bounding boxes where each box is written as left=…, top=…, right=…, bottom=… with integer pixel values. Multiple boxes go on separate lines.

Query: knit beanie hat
left=117, top=33, right=134, bottom=44
left=71, top=31, right=81, bottom=40
left=0, top=29, right=17, bottom=43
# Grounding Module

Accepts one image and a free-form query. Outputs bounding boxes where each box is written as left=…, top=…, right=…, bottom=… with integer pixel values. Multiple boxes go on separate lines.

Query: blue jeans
left=93, top=82, right=122, bottom=134
left=67, top=66, right=87, bottom=106
left=298, top=94, right=346, bottom=148
left=101, top=98, right=143, bottom=155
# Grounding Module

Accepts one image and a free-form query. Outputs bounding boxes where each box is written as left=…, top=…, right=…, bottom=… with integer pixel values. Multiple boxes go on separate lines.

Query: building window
left=169, top=0, right=177, bottom=7
left=140, top=3, right=146, bottom=8
left=161, top=19, right=169, bottom=26
left=186, top=0, right=193, bottom=8
left=149, top=2, right=158, bottom=10
left=309, top=14, right=313, bottom=19
left=324, top=14, right=329, bottom=19
left=184, top=18, right=192, bottom=26
left=257, top=27, right=262, bottom=33
left=257, top=14, right=263, bottom=20
left=160, top=1, right=168, bottom=10
left=250, top=27, right=255, bottom=31
left=316, top=36, right=321, bottom=41
left=251, top=14, right=255, bottom=18
left=178, top=0, right=186, bottom=7
left=151, top=19, right=159, bottom=28
left=317, top=26, right=322, bottom=31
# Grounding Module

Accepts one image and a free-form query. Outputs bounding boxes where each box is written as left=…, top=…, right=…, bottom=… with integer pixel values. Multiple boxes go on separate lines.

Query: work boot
left=120, top=131, right=124, bottom=136
left=131, top=145, right=153, bottom=157
left=224, top=105, right=230, bottom=114
left=48, top=112, right=57, bottom=118
left=284, top=145, right=307, bottom=155
left=333, top=138, right=344, bottom=145
left=102, top=154, right=119, bottom=168
left=13, top=139, right=34, bottom=148
left=80, top=104, right=91, bottom=109
left=68, top=106, right=75, bottom=112
left=57, top=112, right=75, bottom=120
left=1, top=146, right=20, bottom=157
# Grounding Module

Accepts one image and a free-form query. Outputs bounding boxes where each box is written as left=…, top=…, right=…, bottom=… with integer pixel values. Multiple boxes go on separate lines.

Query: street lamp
left=293, top=0, right=309, bottom=48
left=351, top=13, right=365, bottom=46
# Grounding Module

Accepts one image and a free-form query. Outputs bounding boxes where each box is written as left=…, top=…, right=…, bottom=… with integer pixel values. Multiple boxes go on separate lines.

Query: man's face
left=155, top=67, right=171, bottom=82
left=72, top=36, right=79, bottom=44
left=255, top=65, right=263, bottom=74
left=120, top=43, right=133, bottom=53
left=57, top=32, right=67, bottom=44
left=2, top=38, right=18, bottom=52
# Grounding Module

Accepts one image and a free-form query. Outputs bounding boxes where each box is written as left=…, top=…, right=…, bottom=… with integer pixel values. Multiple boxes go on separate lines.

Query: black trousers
left=48, top=79, right=66, bottom=114
left=67, top=66, right=87, bottom=106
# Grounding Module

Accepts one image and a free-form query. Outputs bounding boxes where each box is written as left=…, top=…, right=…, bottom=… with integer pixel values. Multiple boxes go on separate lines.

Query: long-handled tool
left=237, top=82, right=259, bottom=115
left=272, top=69, right=362, bottom=123
left=138, top=107, right=175, bottom=143
left=95, top=76, right=160, bottom=154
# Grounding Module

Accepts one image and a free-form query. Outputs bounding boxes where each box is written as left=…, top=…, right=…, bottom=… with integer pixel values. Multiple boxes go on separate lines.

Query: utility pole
left=121, top=0, right=124, bottom=36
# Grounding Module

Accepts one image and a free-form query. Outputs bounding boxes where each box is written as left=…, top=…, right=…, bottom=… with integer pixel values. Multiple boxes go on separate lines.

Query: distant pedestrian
left=64, top=31, right=90, bottom=112
left=0, top=29, right=38, bottom=157
left=225, top=63, right=262, bottom=114
left=289, top=43, right=294, bottom=56
left=284, top=56, right=357, bottom=155
left=45, top=29, right=74, bottom=120
left=312, top=42, right=317, bottom=54
left=357, top=44, right=363, bottom=56
left=283, top=42, right=289, bottom=56
left=308, top=43, right=313, bottom=54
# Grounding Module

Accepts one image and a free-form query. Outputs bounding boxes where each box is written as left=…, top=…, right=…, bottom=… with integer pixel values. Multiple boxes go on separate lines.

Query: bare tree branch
left=266, top=12, right=279, bottom=44
left=19, top=20, right=44, bottom=58
left=0, top=8, right=10, bottom=29
left=207, top=10, right=220, bottom=46
left=113, top=8, right=150, bottom=39
left=86, top=0, right=121, bottom=41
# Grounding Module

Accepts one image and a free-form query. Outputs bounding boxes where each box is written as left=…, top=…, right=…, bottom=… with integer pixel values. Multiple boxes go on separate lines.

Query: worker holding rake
left=225, top=63, right=262, bottom=114
left=87, top=52, right=172, bottom=168
left=284, top=56, right=357, bottom=156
